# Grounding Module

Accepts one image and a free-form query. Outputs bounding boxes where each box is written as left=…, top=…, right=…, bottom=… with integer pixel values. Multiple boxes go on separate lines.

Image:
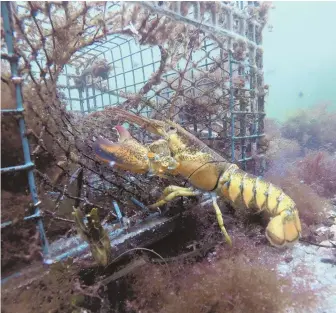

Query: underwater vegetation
left=1, top=234, right=320, bottom=313
left=125, top=238, right=317, bottom=313
left=73, top=207, right=112, bottom=267
left=294, top=151, right=336, bottom=199
left=1, top=259, right=80, bottom=313
left=263, top=103, right=336, bottom=233
left=280, top=103, right=336, bottom=154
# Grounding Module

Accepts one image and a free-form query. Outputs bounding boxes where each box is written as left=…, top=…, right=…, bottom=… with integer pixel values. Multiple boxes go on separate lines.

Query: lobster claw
left=93, top=136, right=150, bottom=174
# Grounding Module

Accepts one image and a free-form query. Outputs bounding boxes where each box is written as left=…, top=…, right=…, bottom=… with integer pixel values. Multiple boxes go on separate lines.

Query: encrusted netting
left=1, top=1, right=270, bottom=269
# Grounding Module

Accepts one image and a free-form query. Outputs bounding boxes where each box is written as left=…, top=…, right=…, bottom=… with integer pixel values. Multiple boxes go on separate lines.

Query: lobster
left=93, top=108, right=302, bottom=248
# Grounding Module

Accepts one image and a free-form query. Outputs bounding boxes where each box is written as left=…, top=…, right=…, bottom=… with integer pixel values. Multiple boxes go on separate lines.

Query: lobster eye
left=169, top=126, right=176, bottom=132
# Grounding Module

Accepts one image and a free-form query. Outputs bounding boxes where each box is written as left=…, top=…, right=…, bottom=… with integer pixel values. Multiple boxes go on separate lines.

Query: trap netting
left=1, top=1, right=270, bottom=270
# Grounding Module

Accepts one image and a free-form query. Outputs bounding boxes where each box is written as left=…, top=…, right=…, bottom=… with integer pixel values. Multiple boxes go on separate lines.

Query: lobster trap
left=59, top=1, right=267, bottom=168
left=1, top=1, right=269, bottom=284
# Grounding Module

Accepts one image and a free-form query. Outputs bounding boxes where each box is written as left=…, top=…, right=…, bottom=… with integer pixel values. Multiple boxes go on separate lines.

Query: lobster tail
left=265, top=206, right=301, bottom=247
left=218, top=166, right=302, bottom=247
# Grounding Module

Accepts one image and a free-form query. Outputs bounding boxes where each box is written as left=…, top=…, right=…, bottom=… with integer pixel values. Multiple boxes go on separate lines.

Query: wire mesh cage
left=1, top=1, right=270, bottom=282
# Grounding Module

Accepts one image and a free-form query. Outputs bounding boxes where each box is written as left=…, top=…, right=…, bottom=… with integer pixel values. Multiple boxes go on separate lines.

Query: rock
left=319, top=240, right=336, bottom=247
left=324, top=207, right=336, bottom=219
left=323, top=219, right=335, bottom=227
left=284, top=255, right=293, bottom=263
left=315, top=226, right=330, bottom=241
left=329, top=224, right=336, bottom=240
left=278, top=242, right=336, bottom=313
left=315, top=226, right=330, bottom=236
left=317, top=240, right=336, bottom=261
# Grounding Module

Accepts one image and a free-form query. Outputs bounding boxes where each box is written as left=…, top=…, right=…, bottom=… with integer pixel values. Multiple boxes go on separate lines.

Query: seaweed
left=262, top=104, right=336, bottom=227
left=126, top=241, right=317, bottom=313
left=1, top=217, right=321, bottom=313
left=1, top=259, right=80, bottom=313
left=293, top=151, right=336, bottom=199
left=280, top=103, right=336, bottom=154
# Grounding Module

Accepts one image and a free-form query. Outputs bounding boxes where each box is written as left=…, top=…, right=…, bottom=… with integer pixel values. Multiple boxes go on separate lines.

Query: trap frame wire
left=1, top=1, right=267, bottom=284
left=1, top=1, right=50, bottom=256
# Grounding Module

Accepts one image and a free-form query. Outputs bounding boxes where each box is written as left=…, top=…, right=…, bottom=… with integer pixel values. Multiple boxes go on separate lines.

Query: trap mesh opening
left=58, top=34, right=162, bottom=114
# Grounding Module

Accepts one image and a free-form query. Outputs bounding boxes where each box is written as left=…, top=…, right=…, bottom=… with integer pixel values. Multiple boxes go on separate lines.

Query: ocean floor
left=279, top=206, right=336, bottom=313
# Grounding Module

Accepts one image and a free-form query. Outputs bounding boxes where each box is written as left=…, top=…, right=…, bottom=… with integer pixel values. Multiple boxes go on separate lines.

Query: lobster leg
left=148, top=185, right=200, bottom=209
left=211, top=193, right=232, bottom=246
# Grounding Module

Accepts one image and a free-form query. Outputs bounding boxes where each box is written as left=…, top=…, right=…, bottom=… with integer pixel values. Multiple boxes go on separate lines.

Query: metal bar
left=1, top=204, right=180, bottom=286
left=103, top=50, right=112, bottom=106
left=229, top=54, right=235, bottom=162
left=118, top=43, right=127, bottom=95
left=1, top=272, right=22, bottom=285
left=0, top=162, right=34, bottom=173
left=139, top=47, right=147, bottom=94
left=232, top=134, right=265, bottom=140
left=221, top=2, right=261, bottom=27
left=78, top=88, right=84, bottom=113
left=92, top=82, right=97, bottom=111
left=130, top=197, right=149, bottom=213
left=65, top=78, right=158, bottom=101
left=1, top=107, right=24, bottom=115
left=149, top=46, right=156, bottom=117
left=64, top=65, right=72, bottom=110
left=231, top=59, right=258, bottom=70
left=110, top=48, right=119, bottom=104
left=1, top=212, right=41, bottom=229
left=1, top=51, right=19, bottom=61
left=50, top=214, right=178, bottom=263
left=84, top=84, right=91, bottom=113
left=237, top=156, right=253, bottom=163
left=112, top=200, right=123, bottom=225
left=138, top=2, right=262, bottom=50
left=127, top=42, right=137, bottom=94
left=232, top=111, right=266, bottom=115
left=1, top=1, right=50, bottom=258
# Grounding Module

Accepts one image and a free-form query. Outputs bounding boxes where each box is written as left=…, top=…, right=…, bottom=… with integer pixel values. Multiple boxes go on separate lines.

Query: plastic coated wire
left=0, top=1, right=50, bottom=255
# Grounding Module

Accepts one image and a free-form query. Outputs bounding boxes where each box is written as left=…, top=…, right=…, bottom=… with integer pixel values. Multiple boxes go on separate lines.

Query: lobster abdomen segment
left=217, top=165, right=302, bottom=247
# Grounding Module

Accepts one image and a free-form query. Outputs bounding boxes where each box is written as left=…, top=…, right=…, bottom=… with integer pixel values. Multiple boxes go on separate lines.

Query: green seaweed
left=73, top=207, right=112, bottom=266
